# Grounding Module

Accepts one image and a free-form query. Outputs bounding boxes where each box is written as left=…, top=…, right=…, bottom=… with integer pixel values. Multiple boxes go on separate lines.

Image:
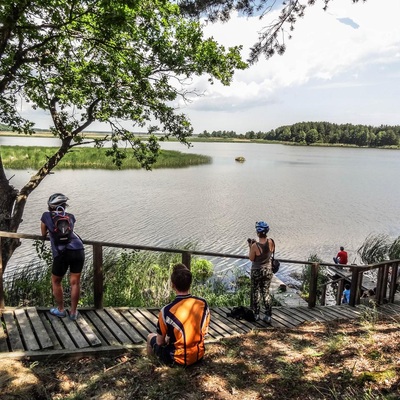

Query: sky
left=180, top=0, right=400, bottom=134
left=16, top=0, right=400, bottom=136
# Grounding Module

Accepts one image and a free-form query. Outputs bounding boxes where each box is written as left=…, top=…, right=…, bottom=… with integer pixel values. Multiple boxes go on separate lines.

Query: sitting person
left=147, top=263, right=210, bottom=366
left=333, top=246, right=348, bottom=265
left=342, top=284, right=351, bottom=304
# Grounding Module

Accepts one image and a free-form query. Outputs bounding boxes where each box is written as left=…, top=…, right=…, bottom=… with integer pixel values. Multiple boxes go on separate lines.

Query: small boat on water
left=235, top=156, right=245, bottom=162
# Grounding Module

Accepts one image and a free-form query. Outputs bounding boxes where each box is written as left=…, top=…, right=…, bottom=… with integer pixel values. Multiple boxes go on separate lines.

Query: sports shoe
left=69, top=311, right=79, bottom=321
left=50, top=308, right=66, bottom=318
left=263, top=315, right=272, bottom=324
left=254, top=314, right=260, bottom=321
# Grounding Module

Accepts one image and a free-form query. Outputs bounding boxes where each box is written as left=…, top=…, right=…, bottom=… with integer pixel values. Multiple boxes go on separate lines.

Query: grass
left=1, top=315, right=399, bottom=399
left=0, top=146, right=211, bottom=169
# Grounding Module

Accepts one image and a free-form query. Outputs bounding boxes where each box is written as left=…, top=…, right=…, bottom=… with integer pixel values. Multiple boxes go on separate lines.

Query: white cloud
left=182, top=0, right=400, bottom=132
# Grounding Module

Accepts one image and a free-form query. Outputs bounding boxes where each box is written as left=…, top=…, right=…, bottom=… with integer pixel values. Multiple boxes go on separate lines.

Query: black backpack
left=51, top=209, right=72, bottom=245
left=226, top=306, right=256, bottom=322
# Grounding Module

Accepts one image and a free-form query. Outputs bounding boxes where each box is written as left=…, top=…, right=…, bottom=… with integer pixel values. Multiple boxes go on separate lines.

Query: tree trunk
left=0, top=155, right=20, bottom=271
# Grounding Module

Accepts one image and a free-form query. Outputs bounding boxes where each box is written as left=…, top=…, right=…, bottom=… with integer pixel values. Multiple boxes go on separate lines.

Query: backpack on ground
left=226, top=306, right=256, bottom=322
left=51, top=207, right=72, bottom=245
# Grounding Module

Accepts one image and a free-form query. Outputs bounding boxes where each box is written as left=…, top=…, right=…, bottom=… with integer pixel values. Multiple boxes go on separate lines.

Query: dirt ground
left=1, top=317, right=400, bottom=400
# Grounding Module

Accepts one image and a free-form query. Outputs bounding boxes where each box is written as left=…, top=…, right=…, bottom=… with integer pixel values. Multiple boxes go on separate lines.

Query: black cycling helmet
left=48, top=193, right=69, bottom=208
left=255, top=221, right=269, bottom=234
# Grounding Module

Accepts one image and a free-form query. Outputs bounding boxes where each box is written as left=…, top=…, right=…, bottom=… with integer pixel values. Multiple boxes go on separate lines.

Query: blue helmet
left=255, top=221, right=269, bottom=234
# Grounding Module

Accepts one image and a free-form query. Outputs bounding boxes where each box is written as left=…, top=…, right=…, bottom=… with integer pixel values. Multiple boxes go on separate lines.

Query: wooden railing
left=319, top=261, right=400, bottom=306
left=0, top=231, right=398, bottom=310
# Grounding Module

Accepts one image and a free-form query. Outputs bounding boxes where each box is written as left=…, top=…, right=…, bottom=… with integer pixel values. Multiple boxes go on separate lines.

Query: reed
left=0, top=146, right=211, bottom=169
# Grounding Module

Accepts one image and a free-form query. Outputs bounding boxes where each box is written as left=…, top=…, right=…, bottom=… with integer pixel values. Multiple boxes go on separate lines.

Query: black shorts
left=52, top=249, right=85, bottom=277
left=150, top=336, right=174, bottom=365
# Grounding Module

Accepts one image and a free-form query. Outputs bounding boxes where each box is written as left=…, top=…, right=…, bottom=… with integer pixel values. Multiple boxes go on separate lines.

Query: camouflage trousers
left=251, top=267, right=273, bottom=316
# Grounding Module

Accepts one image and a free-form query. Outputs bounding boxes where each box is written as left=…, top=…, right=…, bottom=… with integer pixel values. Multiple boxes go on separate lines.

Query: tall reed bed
left=4, top=242, right=251, bottom=308
left=1, top=146, right=211, bottom=169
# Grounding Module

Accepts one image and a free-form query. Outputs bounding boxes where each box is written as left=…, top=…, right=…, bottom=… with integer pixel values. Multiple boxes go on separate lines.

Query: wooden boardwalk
left=1, top=303, right=400, bottom=360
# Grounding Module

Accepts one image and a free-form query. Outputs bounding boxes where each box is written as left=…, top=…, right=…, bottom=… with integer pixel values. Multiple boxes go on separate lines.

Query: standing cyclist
left=41, top=193, right=85, bottom=321
left=248, top=221, right=275, bottom=324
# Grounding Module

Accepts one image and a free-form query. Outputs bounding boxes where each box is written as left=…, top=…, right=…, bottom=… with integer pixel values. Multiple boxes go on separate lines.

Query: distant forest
left=2, top=122, right=400, bottom=148
left=198, top=122, right=400, bottom=147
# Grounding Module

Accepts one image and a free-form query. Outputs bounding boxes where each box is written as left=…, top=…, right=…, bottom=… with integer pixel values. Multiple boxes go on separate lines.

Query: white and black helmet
left=48, top=193, right=69, bottom=208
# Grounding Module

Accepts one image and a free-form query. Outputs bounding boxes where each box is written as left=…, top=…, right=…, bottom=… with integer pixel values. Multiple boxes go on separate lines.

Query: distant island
left=1, top=121, right=400, bottom=149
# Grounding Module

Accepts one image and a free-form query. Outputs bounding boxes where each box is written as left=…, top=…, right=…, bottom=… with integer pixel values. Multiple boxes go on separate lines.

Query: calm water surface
left=2, top=137, right=400, bottom=283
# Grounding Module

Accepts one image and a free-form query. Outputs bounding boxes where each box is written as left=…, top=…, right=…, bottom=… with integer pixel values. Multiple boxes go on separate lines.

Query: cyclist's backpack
left=51, top=207, right=72, bottom=245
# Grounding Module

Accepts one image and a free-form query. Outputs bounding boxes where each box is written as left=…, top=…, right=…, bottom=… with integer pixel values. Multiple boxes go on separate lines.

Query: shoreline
left=1, top=131, right=398, bottom=150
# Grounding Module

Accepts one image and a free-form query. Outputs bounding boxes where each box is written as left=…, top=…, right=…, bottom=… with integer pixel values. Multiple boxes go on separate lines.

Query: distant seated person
left=342, top=283, right=351, bottom=304
left=333, top=246, right=348, bottom=265
left=147, top=263, right=210, bottom=367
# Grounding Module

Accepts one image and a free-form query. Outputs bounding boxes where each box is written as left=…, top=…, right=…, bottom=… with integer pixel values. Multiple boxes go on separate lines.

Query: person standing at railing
left=147, top=263, right=210, bottom=366
left=40, top=193, right=85, bottom=321
left=333, top=246, right=348, bottom=265
left=248, top=220, right=275, bottom=324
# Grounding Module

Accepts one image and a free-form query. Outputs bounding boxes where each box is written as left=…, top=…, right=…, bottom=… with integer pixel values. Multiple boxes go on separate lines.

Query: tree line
left=198, top=122, right=400, bottom=147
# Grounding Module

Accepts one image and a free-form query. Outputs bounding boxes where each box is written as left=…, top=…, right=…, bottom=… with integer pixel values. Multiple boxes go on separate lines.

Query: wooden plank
left=274, top=307, right=307, bottom=324
left=26, top=308, right=53, bottom=350
left=85, top=311, right=120, bottom=346
left=75, top=313, right=102, bottom=347
left=95, top=309, right=132, bottom=345
left=39, top=312, right=62, bottom=350
left=210, top=309, right=250, bottom=335
left=222, top=307, right=264, bottom=330
left=136, top=308, right=159, bottom=327
left=316, top=307, right=345, bottom=321
left=128, top=309, right=160, bottom=334
left=120, top=310, right=150, bottom=341
left=104, top=308, right=144, bottom=344
left=208, top=312, right=242, bottom=335
left=80, top=314, right=107, bottom=346
left=46, top=312, right=76, bottom=350
left=62, top=315, right=90, bottom=349
left=268, top=309, right=299, bottom=328
left=328, top=306, right=362, bottom=319
left=0, top=312, right=9, bottom=352
left=297, top=307, right=332, bottom=322
left=290, top=307, right=324, bottom=322
left=2, top=311, right=24, bottom=351
left=14, top=309, right=40, bottom=351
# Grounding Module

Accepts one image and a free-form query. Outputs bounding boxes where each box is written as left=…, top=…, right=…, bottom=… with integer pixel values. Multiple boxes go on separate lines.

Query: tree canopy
left=0, top=0, right=246, bottom=269
left=199, top=121, right=400, bottom=148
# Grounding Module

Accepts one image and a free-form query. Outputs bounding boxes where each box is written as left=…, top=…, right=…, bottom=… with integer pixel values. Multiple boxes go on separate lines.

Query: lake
left=2, top=136, right=400, bottom=284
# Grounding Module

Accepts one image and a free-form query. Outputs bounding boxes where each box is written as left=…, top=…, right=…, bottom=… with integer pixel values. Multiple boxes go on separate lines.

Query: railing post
left=93, top=244, right=104, bottom=309
left=388, top=262, right=399, bottom=303
left=349, top=266, right=359, bottom=306
left=0, top=237, right=4, bottom=309
left=375, top=265, right=385, bottom=305
left=308, top=262, right=319, bottom=308
left=182, top=252, right=192, bottom=270
left=336, top=279, right=345, bottom=305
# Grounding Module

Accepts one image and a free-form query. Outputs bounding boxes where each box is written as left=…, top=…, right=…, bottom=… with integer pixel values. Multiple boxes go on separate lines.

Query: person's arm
left=41, top=221, right=48, bottom=237
left=249, top=242, right=257, bottom=261
left=156, top=333, right=167, bottom=346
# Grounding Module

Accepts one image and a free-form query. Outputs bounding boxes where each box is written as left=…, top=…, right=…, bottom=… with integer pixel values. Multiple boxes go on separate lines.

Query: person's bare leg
left=51, top=274, right=64, bottom=311
left=70, top=273, right=81, bottom=314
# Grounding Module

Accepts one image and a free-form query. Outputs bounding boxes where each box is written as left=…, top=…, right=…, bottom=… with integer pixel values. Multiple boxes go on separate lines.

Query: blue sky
left=181, top=0, right=400, bottom=134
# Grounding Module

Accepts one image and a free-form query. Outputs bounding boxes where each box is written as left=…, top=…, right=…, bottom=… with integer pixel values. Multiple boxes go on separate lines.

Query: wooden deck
left=1, top=303, right=400, bottom=360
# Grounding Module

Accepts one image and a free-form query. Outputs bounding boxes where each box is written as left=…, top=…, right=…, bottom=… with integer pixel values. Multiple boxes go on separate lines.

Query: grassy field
left=0, top=146, right=211, bottom=169
left=1, top=313, right=399, bottom=399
